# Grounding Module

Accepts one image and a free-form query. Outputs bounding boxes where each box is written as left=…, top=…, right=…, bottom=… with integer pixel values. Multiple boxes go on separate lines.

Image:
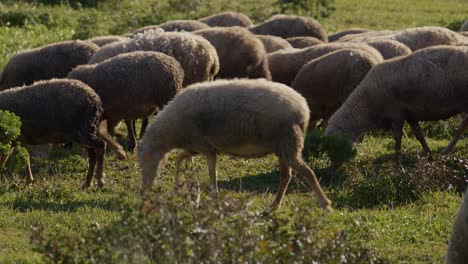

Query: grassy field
left=0, top=0, right=467, bottom=263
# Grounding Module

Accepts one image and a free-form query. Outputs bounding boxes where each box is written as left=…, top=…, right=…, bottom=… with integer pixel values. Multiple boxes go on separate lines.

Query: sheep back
left=0, top=40, right=99, bottom=90
left=292, top=48, right=379, bottom=122
left=69, top=51, right=184, bottom=122
left=89, top=30, right=219, bottom=86
left=365, top=39, right=412, bottom=59
left=87, top=35, right=128, bottom=47
left=286, top=36, right=323, bottom=48
left=249, top=14, right=328, bottom=41
left=0, top=79, right=102, bottom=145
left=256, top=35, right=293, bottom=53
left=328, top=28, right=370, bottom=42
left=198, top=12, right=254, bottom=27
left=194, top=27, right=271, bottom=80
left=133, top=20, right=209, bottom=35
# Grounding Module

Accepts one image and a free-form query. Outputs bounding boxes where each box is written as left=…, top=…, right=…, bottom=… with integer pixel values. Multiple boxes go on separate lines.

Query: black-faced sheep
left=286, top=36, right=323, bottom=48
left=325, top=46, right=468, bottom=161
left=139, top=79, right=332, bottom=210
left=89, top=30, right=219, bottom=86
left=292, top=48, right=380, bottom=128
left=256, top=34, right=292, bottom=53
left=328, top=28, right=370, bottom=42
left=133, top=20, right=209, bottom=35
left=268, top=42, right=383, bottom=85
left=0, top=79, right=123, bottom=188
left=87, top=35, right=128, bottom=47
left=0, top=40, right=99, bottom=90
left=198, top=11, right=254, bottom=27
left=69, top=51, right=184, bottom=152
left=194, top=27, right=271, bottom=79
left=249, top=14, right=328, bottom=41
left=446, top=187, right=468, bottom=264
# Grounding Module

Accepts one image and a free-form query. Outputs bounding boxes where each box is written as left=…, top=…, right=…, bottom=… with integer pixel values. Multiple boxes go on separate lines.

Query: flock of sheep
left=0, top=11, right=467, bottom=262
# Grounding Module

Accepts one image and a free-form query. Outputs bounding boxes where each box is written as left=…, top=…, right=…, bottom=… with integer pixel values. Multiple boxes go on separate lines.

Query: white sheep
left=139, top=79, right=332, bottom=210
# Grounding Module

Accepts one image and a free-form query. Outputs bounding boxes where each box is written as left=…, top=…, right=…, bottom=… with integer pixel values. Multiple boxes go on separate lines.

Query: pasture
left=0, top=0, right=467, bottom=263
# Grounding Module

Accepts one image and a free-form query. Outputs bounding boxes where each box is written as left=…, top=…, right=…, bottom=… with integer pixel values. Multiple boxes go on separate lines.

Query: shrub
left=439, top=18, right=466, bottom=31
left=304, top=129, right=357, bottom=166
left=31, top=185, right=385, bottom=263
left=0, top=110, right=27, bottom=176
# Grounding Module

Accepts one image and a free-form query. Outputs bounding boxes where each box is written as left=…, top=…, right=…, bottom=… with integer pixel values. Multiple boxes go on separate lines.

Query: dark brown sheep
left=0, top=79, right=123, bottom=188
left=256, top=35, right=292, bottom=53
left=198, top=11, right=254, bottom=27
left=0, top=40, right=99, bottom=90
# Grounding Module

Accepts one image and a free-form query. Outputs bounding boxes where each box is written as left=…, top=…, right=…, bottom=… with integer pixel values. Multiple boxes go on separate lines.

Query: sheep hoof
left=116, top=149, right=127, bottom=160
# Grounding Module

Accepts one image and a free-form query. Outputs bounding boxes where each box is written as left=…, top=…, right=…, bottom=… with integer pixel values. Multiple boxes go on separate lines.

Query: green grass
left=0, top=0, right=467, bottom=262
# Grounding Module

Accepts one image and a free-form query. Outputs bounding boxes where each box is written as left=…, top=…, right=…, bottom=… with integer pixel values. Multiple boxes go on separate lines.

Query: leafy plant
left=304, top=129, right=357, bottom=166
left=0, top=110, right=27, bottom=175
left=275, top=0, right=335, bottom=18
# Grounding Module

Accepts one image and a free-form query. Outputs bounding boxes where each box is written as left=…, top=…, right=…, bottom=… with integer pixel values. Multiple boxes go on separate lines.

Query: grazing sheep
left=268, top=42, right=383, bottom=85
left=89, top=30, right=219, bottom=86
left=249, top=14, right=328, bottom=41
left=325, top=46, right=468, bottom=161
left=342, top=27, right=468, bottom=51
left=286, top=36, right=323, bottom=48
left=133, top=20, right=209, bottom=35
left=0, top=40, right=99, bottom=90
left=364, top=39, right=412, bottom=59
left=198, top=11, right=254, bottom=27
left=256, top=34, right=292, bottom=53
left=194, top=27, right=271, bottom=79
left=460, top=20, right=468, bottom=31
left=0, top=79, right=124, bottom=188
left=87, top=35, right=128, bottom=47
left=328, top=28, right=370, bottom=42
left=292, top=48, right=380, bottom=128
left=139, top=79, right=332, bottom=210
left=69, top=51, right=184, bottom=152
left=446, top=187, right=468, bottom=264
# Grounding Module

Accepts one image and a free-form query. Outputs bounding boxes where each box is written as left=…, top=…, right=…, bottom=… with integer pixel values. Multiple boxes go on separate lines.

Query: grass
left=0, top=0, right=467, bottom=262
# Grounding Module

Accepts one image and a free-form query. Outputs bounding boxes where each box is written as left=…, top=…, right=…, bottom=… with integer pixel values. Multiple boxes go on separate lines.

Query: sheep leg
left=0, top=148, right=13, bottom=168
left=206, top=154, right=218, bottom=192
left=140, top=117, right=149, bottom=138
left=392, top=121, right=404, bottom=163
left=408, top=121, right=431, bottom=155
left=82, top=148, right=97, bottom=189
left=290, top=158, right=332, bottom=210
left=95, top=147, right=105, bottom=188
left=271, top=160, right=292, bottom=210
left=98, top=120, right=126, bottom=160
left=174, top=151, right=193, bottom=191
left=442, top=115, right=468, bottom=155
left=125, top=120, right=137, bottom=152
left=25, top=154, right=33, bottom=186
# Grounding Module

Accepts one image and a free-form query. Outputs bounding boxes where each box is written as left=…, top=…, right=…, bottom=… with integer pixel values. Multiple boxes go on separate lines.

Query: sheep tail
left=98, top=120, right=127, bottom=160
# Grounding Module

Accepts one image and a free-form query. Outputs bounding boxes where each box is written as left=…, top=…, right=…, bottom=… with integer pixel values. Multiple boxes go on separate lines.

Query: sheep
left=286, top=36, right=323, bottom=48
left=446, top=187, right=468, bottom=264
left=342, top=27, right=468, bottom=51
left=268, top=42, right=383, bottom=85
left=194, top=27, right=271, bottom=79
left=291, top=48, right=380, bottom=128
left=328, top=28, right=370, bottom=42
left=249, top=14, right=328, bottom=41
left=69, top=51, right=184, bottom=152
left=337, top=30, right=395, bottom=42
left=138, top=78, right=332, bottom=210
left=133, top=20, right=209, bottom=35
left=364, top=39, right=412, bottom=59
left=460, top=32, right=468, bottom=37
left=460, top=20, right=468, bottom=31
left=256, top=34, right=293, bottom=53
left=87, top=35, right=128, bottom=47
left=324, top=46, right=468, bottom=161
left=0, top=79, right=124, bottom=188
left=89, top=29, right=219, bottom=86
left=198, top=11, right=254, bottom=27
left=0, top=40, right=99, bottom=90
